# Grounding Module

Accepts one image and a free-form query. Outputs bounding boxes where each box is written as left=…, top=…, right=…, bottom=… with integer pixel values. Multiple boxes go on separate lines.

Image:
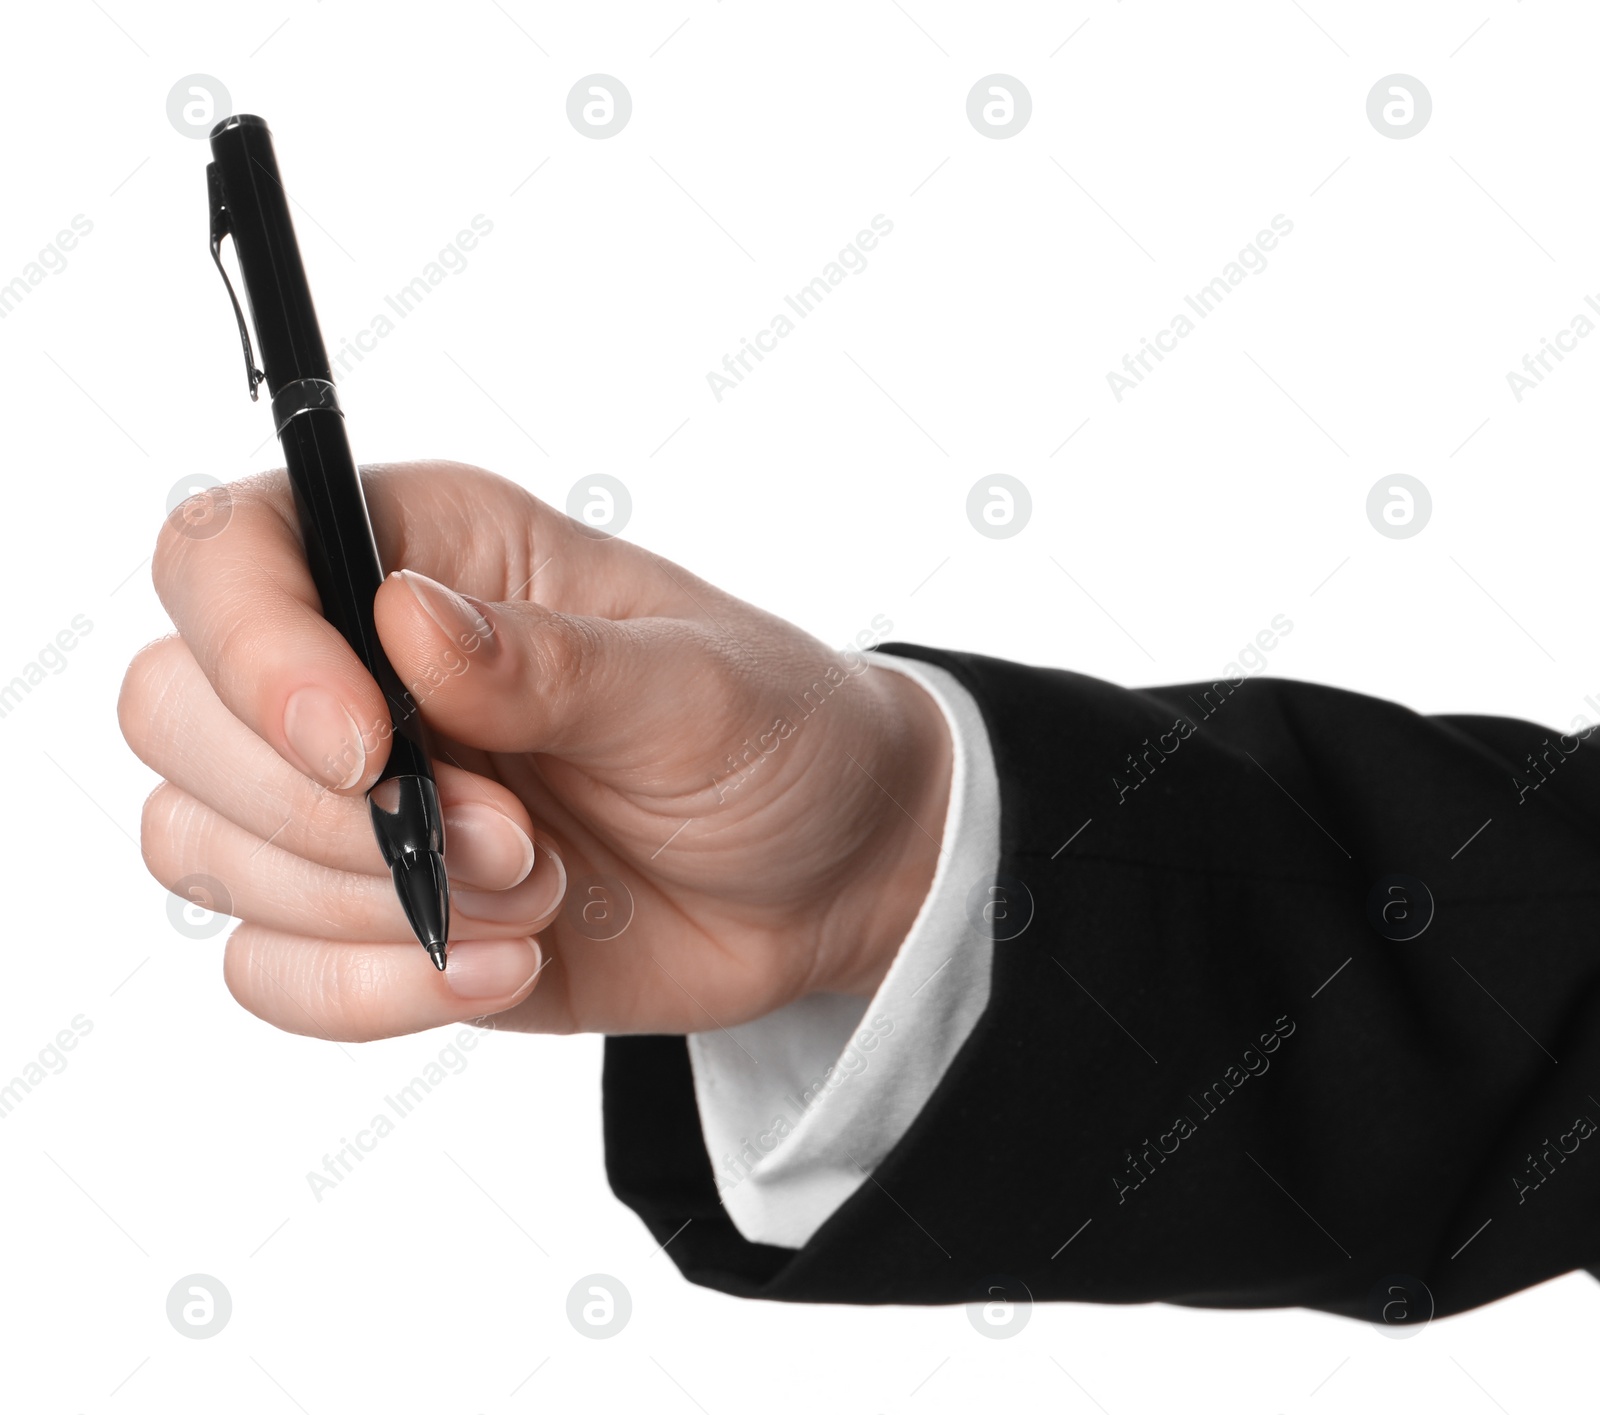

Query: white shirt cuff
left=686, top=649, right=1000, bottom=1249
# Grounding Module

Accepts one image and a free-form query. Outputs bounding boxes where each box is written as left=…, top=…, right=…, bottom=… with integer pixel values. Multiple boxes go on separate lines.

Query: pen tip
left=385, top=845, right=452, bottom=972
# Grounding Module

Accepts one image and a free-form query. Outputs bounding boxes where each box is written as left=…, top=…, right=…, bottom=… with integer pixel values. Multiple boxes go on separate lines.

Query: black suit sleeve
left=602, top=644, right=1600, bottom=1321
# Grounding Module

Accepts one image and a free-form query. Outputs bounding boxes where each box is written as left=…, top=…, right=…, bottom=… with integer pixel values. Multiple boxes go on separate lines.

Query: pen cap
left=207, top=115, right=332, bottom=393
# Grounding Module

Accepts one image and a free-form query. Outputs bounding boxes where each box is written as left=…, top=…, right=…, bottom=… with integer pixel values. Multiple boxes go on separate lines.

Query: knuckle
left=220, top=930, right=262, bottom=1013
left=328, top=855, right=383, bottom=927
left=223, top=929, right=322, bottom=1036
left=299, top=781, right=354, bottom=854
left=117, top=635, right=180, bottom=755
left=149, top=512, right=192, bottom=605
left=530, top=611, right=591, bottom=689
left=224, top=929, right=361, bottom=1043
left=138, top=780, right=191, bottom=887
left=202, top=614, right=256, bottom=695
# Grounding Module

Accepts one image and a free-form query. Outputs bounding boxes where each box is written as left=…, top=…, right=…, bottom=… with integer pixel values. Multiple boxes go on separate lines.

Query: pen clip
left=207, top=162, right=266, bottom=402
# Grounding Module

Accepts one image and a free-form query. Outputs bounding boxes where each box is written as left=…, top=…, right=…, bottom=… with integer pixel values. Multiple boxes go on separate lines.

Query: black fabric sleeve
left=602, top=644, right=1600, bottom=1321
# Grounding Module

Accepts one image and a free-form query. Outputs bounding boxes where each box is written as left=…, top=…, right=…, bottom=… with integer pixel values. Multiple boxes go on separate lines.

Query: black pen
left=204, top=114, right=451, bottom=970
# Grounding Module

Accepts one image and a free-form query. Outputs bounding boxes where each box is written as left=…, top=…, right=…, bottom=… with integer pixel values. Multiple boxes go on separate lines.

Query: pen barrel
left=210, top=115, right=432, bottom=787
left=207, top=115, right=331, bottom=389
left=278, top=406, right=431, bottom=783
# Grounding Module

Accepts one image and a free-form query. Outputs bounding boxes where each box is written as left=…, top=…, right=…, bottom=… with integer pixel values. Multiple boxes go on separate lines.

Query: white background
left=1, top=1, right=1597, bottom=1411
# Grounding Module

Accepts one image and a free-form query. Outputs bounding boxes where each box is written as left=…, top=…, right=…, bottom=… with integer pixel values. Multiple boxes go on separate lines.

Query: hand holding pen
left=122, top=459, right=949, bottom=1037
left=119, top=115, right=948, bottom=1037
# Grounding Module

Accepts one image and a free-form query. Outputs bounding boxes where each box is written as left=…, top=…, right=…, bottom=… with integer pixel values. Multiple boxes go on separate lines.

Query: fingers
left=150, top=462, right=692, bottom=796
left=373, top=568, right=760, bottom=768
left=142, top=780, right=567, bottom=943
left=120, top=633, right=537, bottom=889
left=152, top=474, right=393, bottom=792
left=224, top=926, right=549, bottom=1042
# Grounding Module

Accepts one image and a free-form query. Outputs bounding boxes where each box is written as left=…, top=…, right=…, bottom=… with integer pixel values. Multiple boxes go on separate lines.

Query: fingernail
left=283, top=686, right=367, bottom=789
left=396, top=569, right=498, bottom=659
left=443, top=937, right=542, bottom=1000
left=454, top=847, right=567, bottom=924
left=442, top=803, right=536, bottom=890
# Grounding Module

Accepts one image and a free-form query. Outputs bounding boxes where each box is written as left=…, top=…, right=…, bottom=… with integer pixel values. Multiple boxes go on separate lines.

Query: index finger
left=153, top=470, right=395, bottom=790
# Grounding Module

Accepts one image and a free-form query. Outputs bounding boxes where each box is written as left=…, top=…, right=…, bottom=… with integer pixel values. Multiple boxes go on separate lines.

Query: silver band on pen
left=271, top=377, right=342, bottom=435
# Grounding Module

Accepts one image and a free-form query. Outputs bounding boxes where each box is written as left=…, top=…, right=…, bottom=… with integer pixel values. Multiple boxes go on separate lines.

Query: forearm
left=605, top=645, right=1600, bottom=1319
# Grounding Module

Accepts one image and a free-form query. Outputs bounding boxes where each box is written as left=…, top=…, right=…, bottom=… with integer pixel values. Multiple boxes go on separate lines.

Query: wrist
left=819, top=660, right=953, bottom=997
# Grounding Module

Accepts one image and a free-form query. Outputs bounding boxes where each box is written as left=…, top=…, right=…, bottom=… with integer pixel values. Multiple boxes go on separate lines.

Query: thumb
left=373, top=568, right=743, bottom=765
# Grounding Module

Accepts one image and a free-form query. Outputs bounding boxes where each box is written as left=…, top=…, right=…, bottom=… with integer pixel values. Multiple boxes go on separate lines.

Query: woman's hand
left=119, top=462, right=951, bottom=1042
